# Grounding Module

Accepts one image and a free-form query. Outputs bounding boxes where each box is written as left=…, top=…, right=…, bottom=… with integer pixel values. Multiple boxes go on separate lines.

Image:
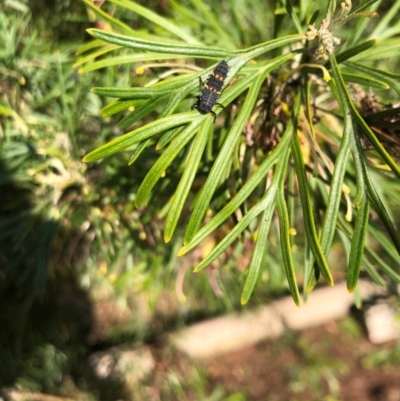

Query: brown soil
left=150, top=320, right=400, bottom=401
left=203, top=321, right=400, bottom=401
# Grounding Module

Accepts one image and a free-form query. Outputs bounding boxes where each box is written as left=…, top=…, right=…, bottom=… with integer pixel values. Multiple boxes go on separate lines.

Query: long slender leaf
left=362, top=256, right=387, bottom=288
left=334, top=39, right=377, bottom=65
left=350, top=101, right=400, bottom=181
left=284, top=0, right=304, bottom=34
left=276, top=146, right=301, bottom=305
left=345, top=61, right=400, bottom=95
left=128, top=139, right=153, bottom=165
left=74, top=44, right=121, bottom=68
left=307, top=55, right=352, bottom=290
left=178, top=127, right=292, bottom=255
left=87, top=28, right=235, bottom=58
left=341, top=72, right=388, bottom=89
left=365, top=174, right=400, bottom=255
left=100, top=99, right=138, bottom=117
left=79, top=53, right=189, bottom=73
left=366, top=247, right=400, bottom=282
left=338, top=66, right=400, bottom=255
left=347, top=199, right=370, bottom=292
left=164, top=118, right=212, bottom=242
left=240, top=207, right=274, bottom=305
left=291, top=116, right=333, bottom=285
left=366, top=0, right=400, bottom=40
left=318, top=114, right=351, bottom=252
left=108, top=0, right=202, bottom=44
left=184, top=66, right=273, bottom=244
left=82, top=112, right=197, bottom=162
left=190, top=150, right=295, bottom=273
left=346, top=1, right=380, bottom=48
left=135, top=118, right=204, bottom=207
left=369, top=225, right=400, bottom=264
left=350, top=0, right=379, bottom=15
left=157, top=127, right=185, bottom=149
left=338, top=227, right=386, bottom=288
left=192, top=186, right=277, bottom=273
left=92, top=86, right=163, bottom=99
left=329, top=53, right=372, bottom=294
left=326, top=0, right=336, bottom=24
left=118, top=94, right=170, bottom=129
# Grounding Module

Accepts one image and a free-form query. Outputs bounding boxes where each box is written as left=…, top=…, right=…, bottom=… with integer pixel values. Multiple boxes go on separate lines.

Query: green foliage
left=0, top=0, right=175, bottom=298
left=80, top=0, right=400, bottom=304
left=362, top=340, right=400, bottom=369
left=16, top=344, right=67, bottom=392
left=288, top=336, right=348, bottom=399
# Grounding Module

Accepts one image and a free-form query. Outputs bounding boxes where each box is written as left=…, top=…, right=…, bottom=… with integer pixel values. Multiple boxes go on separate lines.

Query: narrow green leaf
left=366, top=247, right=400, bottom=282
left=74, top=44, right=121, bottom=68
left=92, top=86, right=161, bottom=99
left=160, top=92, right=186, bottom=119
left=178, top=127, right=292, bottom=255
left=307, top=54, right=352, bottom=290
left=326, top=0, right=336, bottom=24
left=83, top=112, right=196, bottom=162
left=342, top=70, right=400, bottom=257
left=184, top=66, right=272, bottom=244
left=350, top=0, right=379, bottom=15
left=241, top=207, right=274, bottom=305
left=128, top=139, right=152, bottom=165
left=366, top=0, right=400, bottom=40
left=108, top=0, right=202, bottom=44
left=341, top=83, right=400, bottom=256
left=318, top=116, right=351, bottom=254
left=284, top=0, right=304, bottom=34
left=87, top=28, right=235, bottom=58
left=276, top=168, right=301, bottom=306
left=238, top=35, right=304, bottom=61
left=334, top=39, right=377, bottom=64
left=351, top=95, right=400, bottom=180
left=345, top=1, right=379, bottom=48
left=164, top=118, right=212, bottom=242
left=352, top=39, right=400, bottom=61
left=338, top=222, right=386, bottom=288
left=345, top=61, right=400, bottom=95
left=118, top=95, right=169, bottom=129
left=192, top=183, right=278, bottom=273
left=156, top=127, right=185, bottom=149
left=291, top=121, right=333, bottom=286
left=303, top=241, right=313, bottom=300
left=362, top=256, right=387, bottom=288
left=366, top=176, right=400, bottom=255
left=327, top=53, right=399, bottom=290
left=76, top=39, right=106, bottom=56
left=369, top=226, right=400, bottom=264
left=347, top=199, right=370, bottom=292
left=135, top=118, right=204, bottom=207
left=100, top=99, right=138, bottom=117
left=79, top=53, right=188, bottom=73
left=341, top=72, right=388, bottom=89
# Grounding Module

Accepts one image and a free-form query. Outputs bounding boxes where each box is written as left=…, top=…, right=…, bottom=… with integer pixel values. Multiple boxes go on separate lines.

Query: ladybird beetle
left=193, top=60, right=228, bottom=120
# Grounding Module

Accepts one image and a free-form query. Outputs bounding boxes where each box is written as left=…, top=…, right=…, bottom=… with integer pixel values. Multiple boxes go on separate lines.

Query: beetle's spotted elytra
left=193, top=60, right=229, bottom=120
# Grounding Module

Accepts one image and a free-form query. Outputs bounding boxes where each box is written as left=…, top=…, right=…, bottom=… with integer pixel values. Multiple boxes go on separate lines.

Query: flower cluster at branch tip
left=306, top=18, right=341, bottom=60
left=305, top=0, right=352, bottom=60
